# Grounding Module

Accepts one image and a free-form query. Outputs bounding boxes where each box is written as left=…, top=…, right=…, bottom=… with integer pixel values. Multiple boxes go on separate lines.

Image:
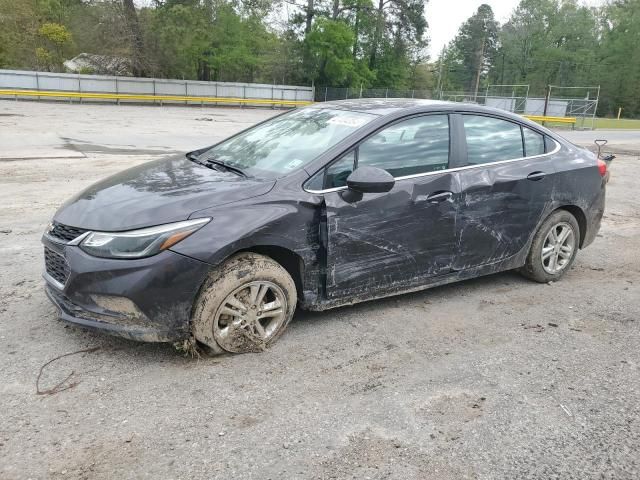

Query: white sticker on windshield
left=327, top=116, right=368, bottom=128
left=284, top=158, right=304, bottom=170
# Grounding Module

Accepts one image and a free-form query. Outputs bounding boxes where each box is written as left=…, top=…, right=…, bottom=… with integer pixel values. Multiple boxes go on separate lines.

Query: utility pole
left=543, top=85, right=551, bottom=116
left=542, top=84, right=551, bottom=126
left=473, top=20, right=487, bottom=102
left=436, top=46, right=446, bottom=96
left=473, top=37, right=485, bottom=101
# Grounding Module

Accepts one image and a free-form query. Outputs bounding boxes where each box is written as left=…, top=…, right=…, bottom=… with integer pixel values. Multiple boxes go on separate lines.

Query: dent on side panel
left=172, top=192, right=326, bottom=305
left=325, top=188, right=419, bottom=294
left=550, top=146, right=605, bottom=246
left=324, top=172, right=458, bottom=300
left=453, top=156, right=556, bottom=271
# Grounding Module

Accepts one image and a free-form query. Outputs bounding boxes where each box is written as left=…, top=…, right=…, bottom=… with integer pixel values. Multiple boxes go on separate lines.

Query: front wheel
left=520, top=210, right=580, bottom=283
left=192, top=253, right=297, bottom=354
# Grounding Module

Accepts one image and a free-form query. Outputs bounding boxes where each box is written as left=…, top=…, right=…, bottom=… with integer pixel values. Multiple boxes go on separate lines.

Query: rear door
left=317, top=114, right=460, bottom=299
left=453, top=114, right=556, bottom=270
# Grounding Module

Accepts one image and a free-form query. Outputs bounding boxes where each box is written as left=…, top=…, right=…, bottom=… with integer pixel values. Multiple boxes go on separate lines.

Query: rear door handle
left=426, top=191, right=453, bottom=203
left=527, top=171, right=546, bottom=181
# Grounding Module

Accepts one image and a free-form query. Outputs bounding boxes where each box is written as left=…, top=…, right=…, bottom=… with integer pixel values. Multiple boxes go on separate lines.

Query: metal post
left=78, top=74, right=82, bottom=104
left=359, top=83, right=363, bottom=98
left=116, top=76, right=120, bottom=105
left=592, top=85, right=601, bottom=130
left=542, top=85, right=551, bottom=126
left=242, top=85, right=246, bottom=108
left=385, top=88, right=388, bottom=98
left=185, top=81, right=188, bottom=106
left=35, top=72, right=40, bottom=102
left=324, top=87, right=328, bottom=102
left=271, top=84, right=275, bottom=109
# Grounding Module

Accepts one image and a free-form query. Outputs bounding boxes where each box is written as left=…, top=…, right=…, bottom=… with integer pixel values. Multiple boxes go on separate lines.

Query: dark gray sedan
left=42, top=99, right=607, bottom=354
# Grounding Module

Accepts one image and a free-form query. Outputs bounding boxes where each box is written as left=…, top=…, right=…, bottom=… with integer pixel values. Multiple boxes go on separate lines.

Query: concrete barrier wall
left=0, top=69, right=314, bottom=106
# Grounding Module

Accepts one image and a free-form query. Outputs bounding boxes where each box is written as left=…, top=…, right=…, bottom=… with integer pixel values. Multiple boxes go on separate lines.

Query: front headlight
left=80, top=218, right=210, bottom=259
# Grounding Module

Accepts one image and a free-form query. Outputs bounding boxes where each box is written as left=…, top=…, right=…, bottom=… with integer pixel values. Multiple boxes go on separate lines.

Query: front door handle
left=426, top=191, right=453, bottom=203
left=527, top=171, right=546, bottom=181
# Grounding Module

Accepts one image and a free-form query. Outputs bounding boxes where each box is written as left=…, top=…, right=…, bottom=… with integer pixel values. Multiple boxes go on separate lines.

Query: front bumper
left=42, top=235, right=211, bottom=342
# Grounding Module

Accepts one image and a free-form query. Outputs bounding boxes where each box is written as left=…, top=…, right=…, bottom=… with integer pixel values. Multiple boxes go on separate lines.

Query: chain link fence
left=316, top=87, right=434, bottom=102
left=315, top=85, right=599, bottom=129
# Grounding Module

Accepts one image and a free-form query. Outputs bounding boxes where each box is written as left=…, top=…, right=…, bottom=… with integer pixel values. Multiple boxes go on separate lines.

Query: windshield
left=198, top=108, right=377, bottom=179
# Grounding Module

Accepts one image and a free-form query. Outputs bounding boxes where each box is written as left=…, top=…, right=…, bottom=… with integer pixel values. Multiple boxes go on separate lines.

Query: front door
left=453, top=114, right=556, bottom=269
left=322, top=114, right=459, bottom=299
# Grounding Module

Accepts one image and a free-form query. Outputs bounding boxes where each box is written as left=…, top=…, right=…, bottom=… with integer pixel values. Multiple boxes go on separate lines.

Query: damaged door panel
left=321, top=113, right=458, bottom=298
left=453, top=115, right=557, bottom=270
left=324, top=172, right=459, bottom=298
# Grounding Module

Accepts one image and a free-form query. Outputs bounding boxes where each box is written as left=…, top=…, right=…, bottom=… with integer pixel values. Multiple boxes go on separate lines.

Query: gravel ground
left=1, top=101, right=639, bottom=480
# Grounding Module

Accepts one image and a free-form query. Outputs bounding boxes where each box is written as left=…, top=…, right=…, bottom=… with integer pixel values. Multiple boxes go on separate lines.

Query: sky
left=426, top=0, right=605, bottom=58
left=426, top=0, right=517, bottom=57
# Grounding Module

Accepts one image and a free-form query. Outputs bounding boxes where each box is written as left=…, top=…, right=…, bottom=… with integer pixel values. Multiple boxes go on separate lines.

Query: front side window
left=325, top=151, right=355, bottom=189
left=199, top=108, right=376, bottom=179
left=463, top=115, right=524, bottom=165
left=357, top=115, right=450, bottom=177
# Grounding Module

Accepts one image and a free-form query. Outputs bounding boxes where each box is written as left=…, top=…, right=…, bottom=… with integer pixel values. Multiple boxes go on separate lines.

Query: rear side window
left=463, top=115, right=524, bottom=165
left=523, top=127, right=545, bottom=156
left=357, top=114, right=450, bottom=177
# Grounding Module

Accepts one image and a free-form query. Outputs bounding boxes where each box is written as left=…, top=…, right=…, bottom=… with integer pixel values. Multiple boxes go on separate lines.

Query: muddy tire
left=192, top=253, right=297, bottom=354
left=520, top=210, right=580, bottom=283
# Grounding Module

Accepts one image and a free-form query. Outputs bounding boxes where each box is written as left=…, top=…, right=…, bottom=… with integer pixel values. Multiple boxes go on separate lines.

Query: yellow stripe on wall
left=0, top=89, right=313, bottom=106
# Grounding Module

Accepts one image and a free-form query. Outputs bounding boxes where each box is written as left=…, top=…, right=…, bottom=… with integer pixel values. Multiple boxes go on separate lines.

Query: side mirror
left=346, top=166, right=395, bottom=194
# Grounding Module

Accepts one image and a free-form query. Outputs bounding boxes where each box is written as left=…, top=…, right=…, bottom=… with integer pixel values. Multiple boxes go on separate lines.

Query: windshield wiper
left=187, top=152, right=247, bottom=178
left=204, top=158, right=247, bottom=177
left=186, top=151, right=201, bottom=163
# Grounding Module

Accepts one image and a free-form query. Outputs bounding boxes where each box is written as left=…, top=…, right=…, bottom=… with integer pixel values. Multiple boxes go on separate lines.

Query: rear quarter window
left=523, top=127, right=545, bottom=156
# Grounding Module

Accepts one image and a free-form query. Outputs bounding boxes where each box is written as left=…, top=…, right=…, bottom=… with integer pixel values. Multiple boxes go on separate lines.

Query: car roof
left=308, top=98, right=451, bottom=115
left=308, top=98, right=563, bottom=140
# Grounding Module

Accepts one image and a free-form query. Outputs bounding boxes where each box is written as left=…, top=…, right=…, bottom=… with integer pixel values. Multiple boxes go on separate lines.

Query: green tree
left=439, top=4, right=498, bottom=96
left=36, top=22, right=74, bottom=71
left=0, top=0, right=40, bottom=69
left=597, top=0, right=640, bottom=116
left=305, top=18, right=373, bottom=86
left=491, top=0, right=598, bottom=92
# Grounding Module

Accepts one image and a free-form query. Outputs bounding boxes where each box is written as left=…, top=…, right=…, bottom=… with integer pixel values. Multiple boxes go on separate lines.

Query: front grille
left=48, top=222, right=87, bottom=243
left=44, top=247, right=69, bottom=286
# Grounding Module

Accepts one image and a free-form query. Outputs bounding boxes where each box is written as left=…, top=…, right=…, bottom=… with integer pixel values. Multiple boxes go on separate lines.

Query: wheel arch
left=236, top=245, right=305, bottom=301
left=554, top=205, right=587, bottom=248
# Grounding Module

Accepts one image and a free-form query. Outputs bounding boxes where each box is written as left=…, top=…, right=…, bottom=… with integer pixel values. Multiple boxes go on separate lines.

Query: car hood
left=54, top=154, right=275, bottom=231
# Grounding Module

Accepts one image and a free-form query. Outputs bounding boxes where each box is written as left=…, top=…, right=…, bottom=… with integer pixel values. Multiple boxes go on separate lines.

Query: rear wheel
left=192, top=253, right=297, bottom=354
left=520, top=210, right=580, bottom=283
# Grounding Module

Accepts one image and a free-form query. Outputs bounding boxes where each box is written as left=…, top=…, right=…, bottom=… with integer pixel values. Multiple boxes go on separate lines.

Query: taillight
left=598, top=159, right=607, bottom=177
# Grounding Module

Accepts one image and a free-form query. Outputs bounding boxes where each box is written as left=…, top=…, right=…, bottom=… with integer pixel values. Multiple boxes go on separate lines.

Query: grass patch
left=526, top=117, right=640, bottom=130
left=593, top=118, right=640, bottom=129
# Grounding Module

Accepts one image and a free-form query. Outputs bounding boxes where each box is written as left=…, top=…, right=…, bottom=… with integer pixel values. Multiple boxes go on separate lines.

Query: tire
left=192, top=253, right=297, bottom=354
left=520, top=210, right=580, bottom=283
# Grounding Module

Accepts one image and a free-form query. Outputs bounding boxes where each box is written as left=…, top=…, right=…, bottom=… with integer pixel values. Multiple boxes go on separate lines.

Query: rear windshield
left=198, top=108, right=377, bottom=179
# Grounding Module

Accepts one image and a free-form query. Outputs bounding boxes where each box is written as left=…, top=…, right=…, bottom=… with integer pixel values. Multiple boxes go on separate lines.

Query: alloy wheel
left=213, top=280, right=287, bottom=351
left=540, top=221, right=575, bottom=275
